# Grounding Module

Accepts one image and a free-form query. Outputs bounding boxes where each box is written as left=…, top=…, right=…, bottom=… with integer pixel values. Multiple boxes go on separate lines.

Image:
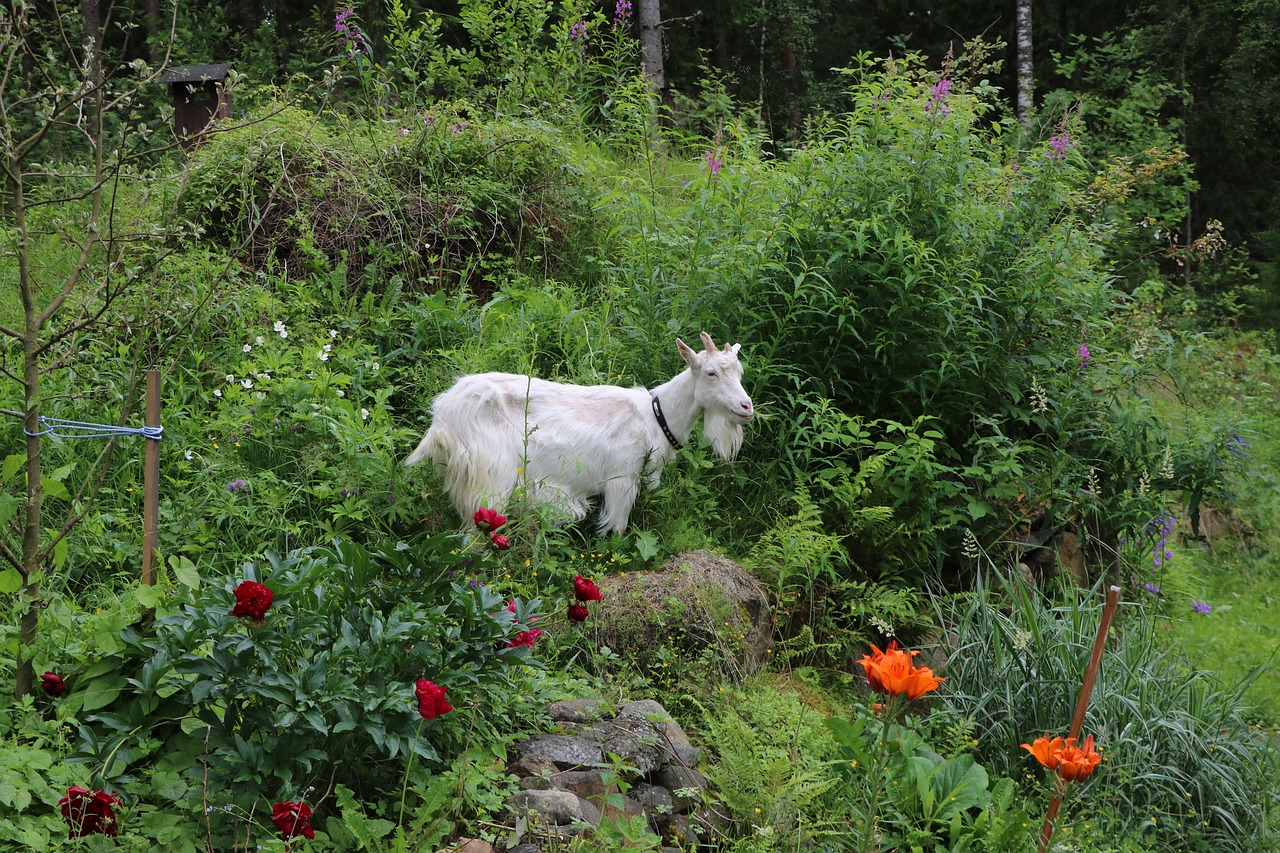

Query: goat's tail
left=405, top=377, right=519, bottom=522
left=404, top=426, right=443, bottom=468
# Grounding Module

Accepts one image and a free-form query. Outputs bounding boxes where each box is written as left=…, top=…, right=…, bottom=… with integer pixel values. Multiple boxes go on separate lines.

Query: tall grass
left=935, top=572, right=1277, bottom=852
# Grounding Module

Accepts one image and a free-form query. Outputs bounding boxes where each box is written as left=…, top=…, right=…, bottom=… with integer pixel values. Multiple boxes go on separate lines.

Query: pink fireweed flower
left=1076, top=343, right=1091, bottom=367
left=1048, top=133, right=1072, bottom=162
left=569, top=20, right=588, bottom=55
left=926, top=76, right=952, bottom=118
left=614, top=0, right=632, bottom=26
left=704, top=149, right=723, bottom=179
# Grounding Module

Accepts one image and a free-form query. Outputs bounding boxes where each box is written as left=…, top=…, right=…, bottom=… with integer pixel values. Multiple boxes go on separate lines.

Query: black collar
left=651, top=396, right=682, bottom=449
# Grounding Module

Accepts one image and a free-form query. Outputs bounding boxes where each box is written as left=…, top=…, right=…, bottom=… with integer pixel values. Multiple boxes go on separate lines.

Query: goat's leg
left=598, top=476, right=641, bottom=536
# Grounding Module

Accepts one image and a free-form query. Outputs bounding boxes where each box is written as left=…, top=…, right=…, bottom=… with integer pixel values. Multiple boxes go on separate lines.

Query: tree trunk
left=637, top=0, right=665, bottom=95
left=145, top=0, right=164, bottom=67
left=1016, top=0, right=1034, bottom=131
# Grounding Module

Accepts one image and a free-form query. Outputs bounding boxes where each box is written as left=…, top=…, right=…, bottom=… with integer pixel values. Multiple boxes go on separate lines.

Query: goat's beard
left=704, top=407, right=745, bottom=461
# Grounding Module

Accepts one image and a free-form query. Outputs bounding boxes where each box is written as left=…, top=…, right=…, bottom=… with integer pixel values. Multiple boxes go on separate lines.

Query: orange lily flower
left=857, top=641, right=944, bottom=701
left=1056, top=734, right=1103, bottom=782
left=1020, top=735, right=1066, bottom=770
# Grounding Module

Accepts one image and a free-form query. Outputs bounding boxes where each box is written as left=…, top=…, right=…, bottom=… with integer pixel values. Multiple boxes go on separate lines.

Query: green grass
left=1161, top=334, right=1280, bottom=726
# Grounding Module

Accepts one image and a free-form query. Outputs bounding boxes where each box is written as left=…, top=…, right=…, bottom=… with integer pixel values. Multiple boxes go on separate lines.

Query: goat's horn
left=699, top=331, right=716, bottom=352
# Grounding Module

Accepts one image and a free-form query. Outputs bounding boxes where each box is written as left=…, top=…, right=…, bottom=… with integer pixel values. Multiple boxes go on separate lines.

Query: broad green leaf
left=135, top=583, right=165, bottom=609
left=170, top=555, right=200, bottom=589
left=0, top=569, right=22, bottom=595
left=2, top=454, right=25, bottom=482
left=79, top=674, right=126, bottom=712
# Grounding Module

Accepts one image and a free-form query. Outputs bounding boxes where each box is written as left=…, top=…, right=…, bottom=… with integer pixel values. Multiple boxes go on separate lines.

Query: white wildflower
left=213, top=389, right=222, bottom=398
left=336, top=389, right=345, bottom=397
left=241, top=379, right=253, bottom=389
left=242, top=344, right=252, bottom=353
left=328, top=329, right=339, bottom=339
left=273, top=320, right=288, bottom=337
left=318, top=350, right=330, bottom=362
left=361, top=408, right=370, bottom=421
left=184, top=449, right=194, bottom=461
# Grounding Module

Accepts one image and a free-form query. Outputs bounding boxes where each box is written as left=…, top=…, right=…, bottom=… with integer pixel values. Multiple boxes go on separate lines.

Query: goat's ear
left=728, top=343, right=741, bottom=356
left=676, top=337, right=700, bottom=368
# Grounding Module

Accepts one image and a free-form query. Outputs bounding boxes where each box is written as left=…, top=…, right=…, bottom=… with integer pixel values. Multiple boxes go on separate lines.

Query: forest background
left=3, top=0, right=1280, bottom=852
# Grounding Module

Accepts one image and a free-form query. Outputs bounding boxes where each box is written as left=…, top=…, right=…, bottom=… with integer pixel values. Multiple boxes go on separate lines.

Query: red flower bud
left=231, top=580, right=273, bottom=622
left=572, top=574, right=602, bottom=602
left=41, top=671, right=66, bottom=697
left=415, top=678, right=454, bottom=720
left=491, top=533, right=510, bottom=550
left=568, top=603, right=590, bottom=622
left=472, top=507, right=507, bottom=532
left=271, top=800, right=316, bottom=840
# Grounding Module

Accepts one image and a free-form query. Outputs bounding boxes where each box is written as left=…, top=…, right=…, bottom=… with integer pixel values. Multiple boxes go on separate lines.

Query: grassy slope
left=1163, top=337, right=1280, bottom=725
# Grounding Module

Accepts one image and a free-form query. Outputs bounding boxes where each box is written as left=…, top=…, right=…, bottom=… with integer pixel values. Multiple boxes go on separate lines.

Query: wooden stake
left=1037, top=584, right=1122, bottom=852
left=141, top=369, right=161, bottom=586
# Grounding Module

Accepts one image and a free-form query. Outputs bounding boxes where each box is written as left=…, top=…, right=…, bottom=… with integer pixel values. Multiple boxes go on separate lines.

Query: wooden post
left=1037, top=584, right=1122, bottom=852
left=141, top=369, right=161, bottom=586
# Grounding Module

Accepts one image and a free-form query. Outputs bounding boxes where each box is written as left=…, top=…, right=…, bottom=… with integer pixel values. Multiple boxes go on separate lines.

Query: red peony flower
left=59, top=786, right=122, bottom=838
left=572, top=574, right=603, bottom=602
left=567, top=603, right=590, bottom=623
left=491, top=533, right=510, bottom=550
left=231, top=580, right=273, bottom=622
left=41, top=671, right=66, bottom=697
left=272, top=800, right=316, bottom=840
left=415, top=678, right=454, bottom=720
left=472, top=507, right=507, bottom=532
left=505, top=628, right=544, bottom=649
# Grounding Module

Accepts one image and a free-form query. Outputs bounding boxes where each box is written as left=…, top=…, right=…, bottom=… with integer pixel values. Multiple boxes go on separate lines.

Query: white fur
left=405, top=332, right=754, bottom=535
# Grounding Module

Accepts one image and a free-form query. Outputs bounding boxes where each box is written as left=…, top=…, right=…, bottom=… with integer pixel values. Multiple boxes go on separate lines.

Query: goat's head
left=677, top=332, right=754, bottom=460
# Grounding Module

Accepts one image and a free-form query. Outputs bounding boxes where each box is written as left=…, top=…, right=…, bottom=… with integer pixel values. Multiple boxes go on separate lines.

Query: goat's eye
left=706, top=370, right=717, bottom=377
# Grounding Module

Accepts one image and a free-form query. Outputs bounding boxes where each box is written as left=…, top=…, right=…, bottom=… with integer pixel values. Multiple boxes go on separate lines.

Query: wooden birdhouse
left=159, top=63, right=232, bottom=149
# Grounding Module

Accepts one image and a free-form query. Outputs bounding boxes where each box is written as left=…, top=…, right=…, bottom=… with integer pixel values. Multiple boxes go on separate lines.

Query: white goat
left=405, top=332, right=754, bottom=535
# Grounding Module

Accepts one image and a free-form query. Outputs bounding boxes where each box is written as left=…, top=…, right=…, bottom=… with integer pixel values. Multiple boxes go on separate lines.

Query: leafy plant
left=68, top=536, right=543, bottom=848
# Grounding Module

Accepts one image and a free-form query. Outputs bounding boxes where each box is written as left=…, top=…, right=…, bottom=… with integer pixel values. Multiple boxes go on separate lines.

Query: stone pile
left=499, top=698, right=718, bottom=851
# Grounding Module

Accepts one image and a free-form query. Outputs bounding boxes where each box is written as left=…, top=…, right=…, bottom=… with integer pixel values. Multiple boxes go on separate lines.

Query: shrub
left=70, top=536, right=544, bottom=847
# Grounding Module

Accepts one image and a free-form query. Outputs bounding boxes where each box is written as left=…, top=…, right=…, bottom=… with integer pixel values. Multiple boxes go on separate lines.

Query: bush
left=68, top=536, right=544, bottom=847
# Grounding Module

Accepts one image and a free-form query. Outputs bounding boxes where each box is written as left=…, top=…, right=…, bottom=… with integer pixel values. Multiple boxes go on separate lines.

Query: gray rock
left=505, top=846, right=541, bottom=853
left=507, top=790, right=600, bottom=830
left=618, top=700, right=701, bottom=767
left=586, top=717, right=664, bottom=776
left=547, top=699, right=604, bottom=723
left=652, top=766, right=708, bottom=813
left=509, top=734, right=603, bottom=771
left=631, top=782, right=674, bottom=815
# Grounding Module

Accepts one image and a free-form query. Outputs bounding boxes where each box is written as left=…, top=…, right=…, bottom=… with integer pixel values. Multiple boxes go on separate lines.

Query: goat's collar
left=651, top=395, right=683, bottom=450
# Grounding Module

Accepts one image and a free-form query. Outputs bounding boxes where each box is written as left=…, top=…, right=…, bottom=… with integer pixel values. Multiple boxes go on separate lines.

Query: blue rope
left=23, top=417, right=163, bottom=441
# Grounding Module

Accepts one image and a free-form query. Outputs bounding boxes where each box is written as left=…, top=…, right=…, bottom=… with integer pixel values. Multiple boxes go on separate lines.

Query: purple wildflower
left=226, top=479, right=248, bottom=493
left=614, top=0, right=632, bottom=27
left=395, top=128, right=410, bottom=137
left=1048, top=133, right=1071, bottom=163
left=449, top=123, right=468, bottom=133
left=335, top=7, right=370, bottom=57
left=704, top=150, right=722, bottom=179
left=1227, top=433, right=1250, bottom=459
left=1192, top=600, right=1212, bottom=615
left=1143, top=582, right=1161, bottom=595
left=926, top=77, right=952, bottom=118
left=1077, top=343, right=1091, bottom=367
left=569, top=20, right=588, bottom=55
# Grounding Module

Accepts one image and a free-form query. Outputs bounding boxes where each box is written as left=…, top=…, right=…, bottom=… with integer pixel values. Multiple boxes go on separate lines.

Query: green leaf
left=632, top=529, right=659, bottom=562
left=170, top=555, right=200, bottom=589
left=2, top=454, right=25, bottom=482
left=0, top=493, right=18, bottom=529
left=0, top=569, right=22, bottom=595
left=40, top=476, right=68, bottom=501
left=79, top=674, right=126, bottom=712
left=135, top=583, right=165, bottom=609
